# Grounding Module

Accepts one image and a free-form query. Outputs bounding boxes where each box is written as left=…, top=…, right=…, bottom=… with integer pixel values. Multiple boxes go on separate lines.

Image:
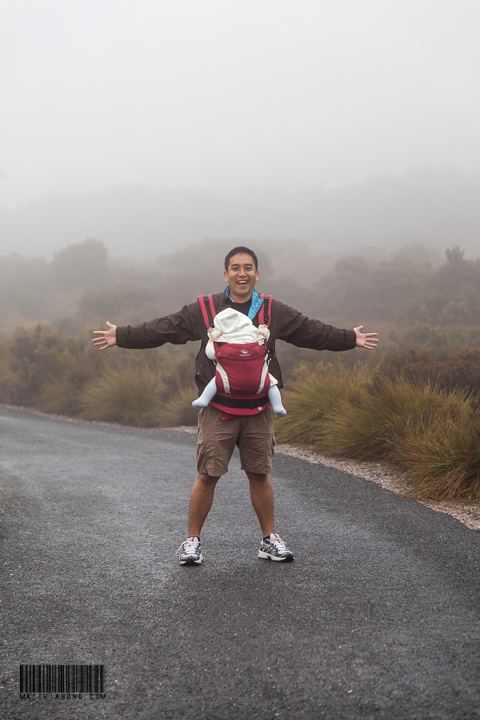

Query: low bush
left=379, top=347, right=480, bottom=399
left=392, top=323, right=480, bottom=350
left=156, top=387, right=200, bottom=427
left=274, top=363, right=369, bottom=448
left=0, top=323, right=198, bottom=425
left=80, top=365, right=166, bottom=426
left=390, top=404, right=480, bottom=502
left=276, top=362, right=480, bottom=503
left=36, top=376, right=86, bottom=416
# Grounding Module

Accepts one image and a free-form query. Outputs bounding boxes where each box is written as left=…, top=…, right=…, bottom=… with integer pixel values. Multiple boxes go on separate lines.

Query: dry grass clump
left=156, top=387, right=200, bottom=427
left=276, top=362, right=480, bottom=502
left=36, top=376, right=85, bottom=415
left=321, top=377, right=469, bottom=461
left=393, top=408, right=480, bottom=502
left=79, top=363, right=199, bottom=428
left=274, top=363, right=360, bottom=448
left=0, top=338, right=20, bottom=402
left=80, top=365, right=166, bottom=426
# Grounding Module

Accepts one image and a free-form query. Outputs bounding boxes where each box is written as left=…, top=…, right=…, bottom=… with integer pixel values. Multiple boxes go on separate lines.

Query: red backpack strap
left=258, top=294, right=272, bottom=327
left=197, top=294, right=216, bottom=329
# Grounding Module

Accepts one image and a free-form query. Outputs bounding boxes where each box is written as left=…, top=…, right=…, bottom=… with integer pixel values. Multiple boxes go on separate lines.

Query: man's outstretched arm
left=92, top=321, right=117, bottom=350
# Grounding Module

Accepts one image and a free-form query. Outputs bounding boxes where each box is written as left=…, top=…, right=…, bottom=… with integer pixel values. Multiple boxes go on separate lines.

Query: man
left=93, top=246, right=378, bottom=565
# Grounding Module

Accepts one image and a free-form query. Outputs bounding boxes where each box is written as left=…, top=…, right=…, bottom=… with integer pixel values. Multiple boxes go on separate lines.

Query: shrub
left=393, top=407, right=480, bottom=502
left=274, top=362, right=366, bottom=448
left=80, top=365, right=166, bottom=426
left=5, top=325, right=87, bottom=405
left=321, top=375, right=470, bottom=461
left=379, top=347, right=480, bottom=399
left=275, top=361, right=480, bottom=502
left=156, top=387, right=199, bottom=427
left=392, top=323, right=480, bottom=350
left=36, top=376, right=85, bottom=416
left=0, top=338, right=18, bottom=404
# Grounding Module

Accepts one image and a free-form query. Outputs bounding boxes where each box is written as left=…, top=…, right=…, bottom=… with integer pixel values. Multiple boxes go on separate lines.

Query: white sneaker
left=258, top=533, right=294, bottom=562
left=178, top=536, right=203, bottom=565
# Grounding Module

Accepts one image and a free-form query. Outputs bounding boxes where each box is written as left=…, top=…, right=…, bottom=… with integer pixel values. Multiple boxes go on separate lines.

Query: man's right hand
left=92, top=321, right=117, bottom=350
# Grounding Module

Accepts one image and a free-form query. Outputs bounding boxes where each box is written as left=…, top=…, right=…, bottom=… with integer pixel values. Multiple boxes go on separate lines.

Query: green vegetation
left=1, top=321, right=480, bottom=502
left=275, top=362, right=480, bottom=503
left=80, top=365, right=166, bottom=426
left=0, top=323, right=197, bottom=426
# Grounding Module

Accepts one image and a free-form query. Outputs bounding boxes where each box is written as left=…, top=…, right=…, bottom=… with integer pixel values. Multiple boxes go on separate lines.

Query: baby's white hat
left=214, top=307, right=253, bottom=334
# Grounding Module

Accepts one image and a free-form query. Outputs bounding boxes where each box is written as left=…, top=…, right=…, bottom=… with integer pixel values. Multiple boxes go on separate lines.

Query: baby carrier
left=198, top=294, right=273, bottom=416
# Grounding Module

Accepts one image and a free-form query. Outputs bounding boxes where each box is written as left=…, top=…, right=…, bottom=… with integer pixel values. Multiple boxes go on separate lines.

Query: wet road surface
left=1, top=406, right=479, bottom=720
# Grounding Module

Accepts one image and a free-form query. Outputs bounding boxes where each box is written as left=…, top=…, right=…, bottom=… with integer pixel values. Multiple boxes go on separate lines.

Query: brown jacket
left=116, top=292, right=357, bottom=392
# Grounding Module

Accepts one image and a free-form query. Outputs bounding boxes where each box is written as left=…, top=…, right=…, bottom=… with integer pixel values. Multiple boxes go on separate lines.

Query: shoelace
left=268, top=534, right=287, bottom=551
left=177, top=538, right=200, bottom=556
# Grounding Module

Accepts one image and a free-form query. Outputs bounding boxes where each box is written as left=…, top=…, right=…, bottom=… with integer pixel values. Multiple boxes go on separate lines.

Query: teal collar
left=225, top=287, right=263, bottom=321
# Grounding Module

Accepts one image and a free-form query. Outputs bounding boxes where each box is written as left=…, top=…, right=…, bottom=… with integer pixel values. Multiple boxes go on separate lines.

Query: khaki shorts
left=196, top=406, right=275, bottom=477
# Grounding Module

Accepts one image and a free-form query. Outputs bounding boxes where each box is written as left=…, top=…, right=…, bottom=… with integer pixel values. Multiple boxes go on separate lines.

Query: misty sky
left=1, top=0, right=479, bottom=208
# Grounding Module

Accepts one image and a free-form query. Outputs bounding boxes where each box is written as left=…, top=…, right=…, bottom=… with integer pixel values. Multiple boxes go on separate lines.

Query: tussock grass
left=276, top=362, right=480, bottom=503
left=317, top=375, right=390, bottom=460
left=321, top=376, right=470, bottom=461
left=0, top=338, right=19, bottom=403
left=80, top=365, right=166, bottom=426
left=393, top=408, right=480, bottom=502
left=36, top=377, right=85, bottom=415
left=156, top=387, right=199, bottom=427
left=274, top=363, right=359, bottom=448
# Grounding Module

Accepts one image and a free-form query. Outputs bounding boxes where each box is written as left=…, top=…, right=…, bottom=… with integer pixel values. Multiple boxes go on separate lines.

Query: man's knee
left=246, top=471, right=269, bottom=483
left=197, top=472, right=221, bottom=486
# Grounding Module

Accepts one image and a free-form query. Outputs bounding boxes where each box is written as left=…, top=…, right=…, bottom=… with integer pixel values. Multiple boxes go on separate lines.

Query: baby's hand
left=208, top=328, right=222, bottom=341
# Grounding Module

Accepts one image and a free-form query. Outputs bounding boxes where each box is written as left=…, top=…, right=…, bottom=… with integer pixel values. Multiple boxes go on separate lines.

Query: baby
left=192, top=307, right=286, bottom=416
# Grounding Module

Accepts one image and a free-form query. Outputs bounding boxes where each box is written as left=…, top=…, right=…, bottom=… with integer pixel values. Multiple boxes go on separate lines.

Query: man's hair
left=224, top=246, right=258, bottom=271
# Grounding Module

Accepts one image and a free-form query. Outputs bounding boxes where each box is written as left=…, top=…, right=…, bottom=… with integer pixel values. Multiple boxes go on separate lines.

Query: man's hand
left=354, top=326, right=378, bottom=350
left=92, top=321, right=117, bottom=350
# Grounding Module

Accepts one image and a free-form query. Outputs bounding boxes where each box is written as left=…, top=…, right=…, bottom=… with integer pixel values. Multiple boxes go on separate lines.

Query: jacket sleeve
left=274, top=300, right=357, bottom=352
left=116, top=301, right=203, bottom=349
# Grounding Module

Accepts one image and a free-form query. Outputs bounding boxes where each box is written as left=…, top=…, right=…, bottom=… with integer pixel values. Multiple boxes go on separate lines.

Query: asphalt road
left=1, top=405, right=479, bottom=720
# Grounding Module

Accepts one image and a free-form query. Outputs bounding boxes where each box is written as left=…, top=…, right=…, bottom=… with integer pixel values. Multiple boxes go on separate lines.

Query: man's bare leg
left=246, top=471, right=274, bottom=537
left=188, top=473, right=220, bottom=537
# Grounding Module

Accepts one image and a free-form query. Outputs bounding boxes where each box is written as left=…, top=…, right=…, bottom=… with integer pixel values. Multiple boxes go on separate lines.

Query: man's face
left=224, top=253, right=259, bottom=303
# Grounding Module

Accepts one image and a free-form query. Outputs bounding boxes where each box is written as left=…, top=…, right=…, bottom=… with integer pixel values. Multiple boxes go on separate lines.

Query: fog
left=1, top=0, right=479, bottom=258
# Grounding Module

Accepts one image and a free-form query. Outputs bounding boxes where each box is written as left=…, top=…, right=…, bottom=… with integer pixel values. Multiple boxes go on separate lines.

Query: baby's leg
left=268, top=384, right=287, bottom=417
left=192, top=377, right=217, bottom=408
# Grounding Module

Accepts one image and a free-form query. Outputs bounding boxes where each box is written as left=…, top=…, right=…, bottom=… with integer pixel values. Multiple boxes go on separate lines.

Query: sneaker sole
left=180, top=553, right=204, bottom=565
left=258, top=550, right=294, bottom=562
